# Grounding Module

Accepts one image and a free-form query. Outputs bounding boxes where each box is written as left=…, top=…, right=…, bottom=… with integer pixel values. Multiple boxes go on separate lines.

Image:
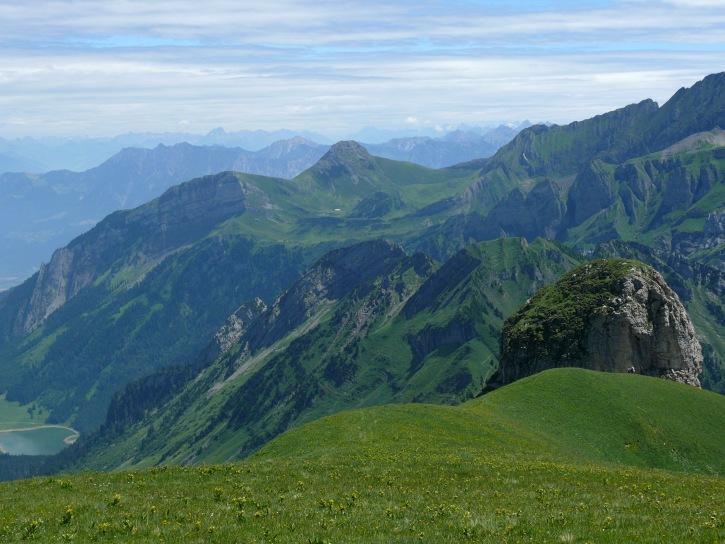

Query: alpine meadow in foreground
left=1, top=369, right=723, bottom=543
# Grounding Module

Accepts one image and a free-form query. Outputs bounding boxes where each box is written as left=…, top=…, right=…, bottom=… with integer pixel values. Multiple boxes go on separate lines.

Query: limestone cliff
left=700, top=210, right=725, bottom=253
left=498, top=259, right=703, bottom=387
left=241, top=239, right=412, bottom=352
left=11, top=171, right=252, bottom=334
left=214, top=298, right=267, bottom=354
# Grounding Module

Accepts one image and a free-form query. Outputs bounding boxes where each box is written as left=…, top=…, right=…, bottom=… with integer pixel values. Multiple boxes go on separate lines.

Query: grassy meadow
left=0, top=394, right=45, bottom=431
left=0, top=369, right=723, bottom=542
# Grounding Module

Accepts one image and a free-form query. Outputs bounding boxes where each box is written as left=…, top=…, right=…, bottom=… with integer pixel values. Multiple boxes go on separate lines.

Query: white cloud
left=0, top=0, right=724, bottom=137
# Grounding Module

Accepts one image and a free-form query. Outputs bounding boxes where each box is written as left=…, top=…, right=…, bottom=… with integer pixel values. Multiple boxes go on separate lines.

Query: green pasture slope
left=0, top=394, right=43, bottom=431
left=0, top=368, right=723, bottom=542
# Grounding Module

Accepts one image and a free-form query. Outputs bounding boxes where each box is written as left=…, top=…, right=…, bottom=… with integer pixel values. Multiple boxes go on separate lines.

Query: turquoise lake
left=0, top=427, right=77, bottom=456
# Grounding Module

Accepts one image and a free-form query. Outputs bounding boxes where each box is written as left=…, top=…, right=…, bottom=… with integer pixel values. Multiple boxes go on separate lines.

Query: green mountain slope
left=419, top=72, right=725, bottom=267
left=1, top=369, right=722, bottom=543
left=70, top=237, right=581, bottom=471
left=0, top=148, right=482, bottom=432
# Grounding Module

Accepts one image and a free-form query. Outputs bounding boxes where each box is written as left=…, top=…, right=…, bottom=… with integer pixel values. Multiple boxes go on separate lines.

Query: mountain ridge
left=54, top=237, right=580, bottom=471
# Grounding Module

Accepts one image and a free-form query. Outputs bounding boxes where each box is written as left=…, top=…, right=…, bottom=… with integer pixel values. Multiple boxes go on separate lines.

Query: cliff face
left=11, top=171, right=252, bottom=335
left=584, top=268, right=702, bottom=386
left=499, top=259, right=703, bottom=387
left=700, top=210, right=725, bottom=253
left=242, top=239, right=411, bottom=352
left=214, top=298, right=267, bottom=354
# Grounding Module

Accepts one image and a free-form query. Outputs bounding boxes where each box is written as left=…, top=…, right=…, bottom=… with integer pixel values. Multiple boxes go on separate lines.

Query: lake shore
left=0, top=424, right=79, bottom=435
left=0, top=425, right=80, bottom=456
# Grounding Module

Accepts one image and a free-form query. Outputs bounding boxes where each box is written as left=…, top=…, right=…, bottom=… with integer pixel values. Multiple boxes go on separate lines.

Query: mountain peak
left=649, top=71, right=725, bottom=150
left=313, top=140, right=375, bottom=171
left=324, top=140, right=372, bottom=160
left=304, top=140, right=381, bottom=188
left=205, top=127, right=226, bottom=137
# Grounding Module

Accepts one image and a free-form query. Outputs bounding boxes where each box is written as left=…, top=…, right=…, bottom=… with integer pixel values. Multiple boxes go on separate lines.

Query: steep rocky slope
left=499, top=259, right=703, bottom=386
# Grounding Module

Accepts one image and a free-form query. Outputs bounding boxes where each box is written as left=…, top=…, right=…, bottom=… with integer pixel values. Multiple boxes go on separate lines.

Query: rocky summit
left=498, top=258, right=703, bottom=387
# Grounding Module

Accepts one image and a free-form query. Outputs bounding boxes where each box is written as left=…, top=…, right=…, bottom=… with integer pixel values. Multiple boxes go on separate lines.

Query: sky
left=1, top=0, right=724, bottom=139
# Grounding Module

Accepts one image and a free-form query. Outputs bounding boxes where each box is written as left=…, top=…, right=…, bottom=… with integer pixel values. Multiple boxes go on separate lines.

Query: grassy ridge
left=262, top=368, right=725, bottom=476
left=1, top=369, right=722, bottom=542
left=469, top=369, right=725, bottom=474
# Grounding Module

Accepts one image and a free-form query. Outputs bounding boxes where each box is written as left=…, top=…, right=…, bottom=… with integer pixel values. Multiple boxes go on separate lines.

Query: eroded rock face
left=14, top=246, right=95, bottom=335
left=12, top=172, right=252, bottom=335
left=700, top=210, right=725, bottom=252
left=584, top=270, right=702, bottom=386
left=242, top=239, right=409, bottom=352
left=499, top=259, right=703, bottom=387
left=214, top=298, right=267, bottom=354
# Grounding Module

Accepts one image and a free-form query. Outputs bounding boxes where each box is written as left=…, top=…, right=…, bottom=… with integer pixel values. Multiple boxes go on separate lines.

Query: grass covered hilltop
left=1, top=368, right=723, bottom=542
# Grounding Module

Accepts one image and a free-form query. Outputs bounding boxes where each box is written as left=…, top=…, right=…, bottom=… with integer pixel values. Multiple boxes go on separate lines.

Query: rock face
left=242, top=239, right=410, bottom=352
left=499, top=259, right=703, bottom=387
left=214, top=298, right=267, bottom=354
left=11, top=171, right=253, bottom=335
left=700, top=210, right=725, bottom=252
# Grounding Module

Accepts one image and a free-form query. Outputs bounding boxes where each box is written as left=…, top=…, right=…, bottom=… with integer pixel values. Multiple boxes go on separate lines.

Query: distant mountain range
left=0, top=123, right=529, bottom=174
left=0, top=126, right=527, bottom=290
left=0, top=129, right=332, bottom=173
left=0, top=73, right=723, bottom=480
left=0, top=138, right=327, bottom=289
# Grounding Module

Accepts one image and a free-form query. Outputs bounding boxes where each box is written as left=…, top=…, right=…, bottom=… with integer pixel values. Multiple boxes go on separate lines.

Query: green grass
left=469, top=369, right=725, bottom=474
left=0, top=395, right=45, bottom=431
left=1, top=368, right=723, bottom=542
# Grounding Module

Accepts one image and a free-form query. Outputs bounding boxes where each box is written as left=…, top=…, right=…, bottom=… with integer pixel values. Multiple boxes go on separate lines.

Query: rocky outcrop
left=243, top=239, right=409, bottom=351
left=11, top=171, right=254, bottom=335
left=214, top=298, right=267, bottom=354
left=13, top=245, right=98, bottom=335
left=700, top=210, right=725, bottom=251
left=499, top=259, right=703, bottom=387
